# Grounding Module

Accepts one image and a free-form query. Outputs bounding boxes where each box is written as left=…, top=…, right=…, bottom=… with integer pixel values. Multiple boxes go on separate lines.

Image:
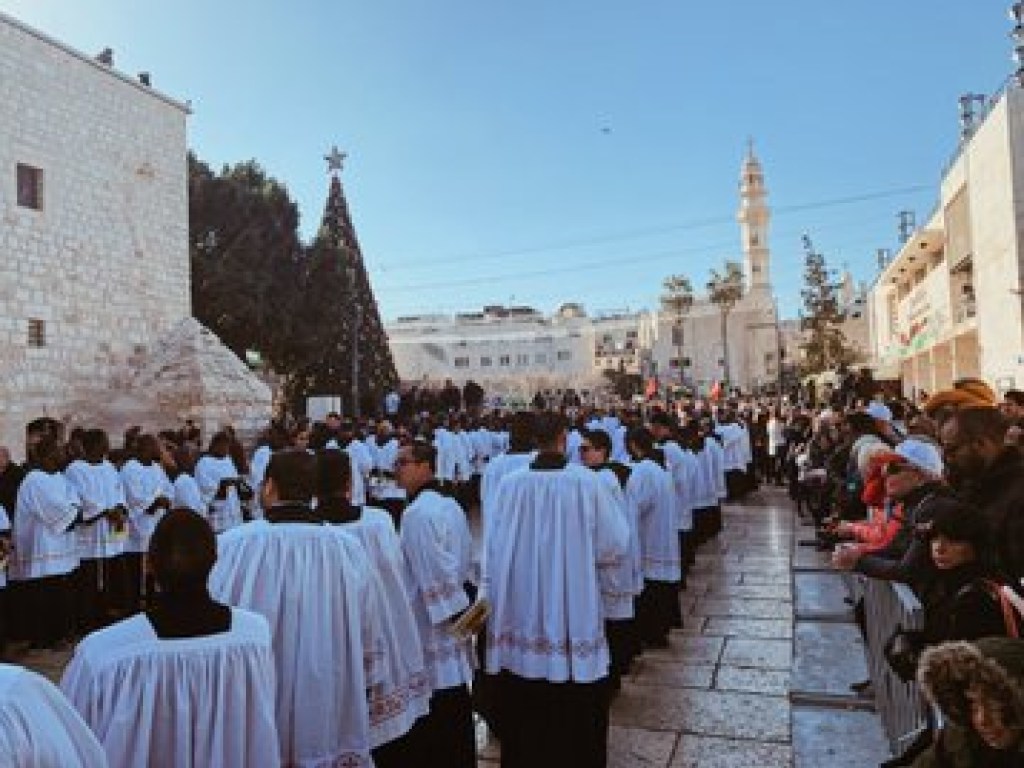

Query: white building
left=387, top=303, right=657, bottom=403
left=388, top=146, right=788, bottom=397
left=0, top=12, right=270, bottom=456
left=866, top=83, right=1024, bottom=396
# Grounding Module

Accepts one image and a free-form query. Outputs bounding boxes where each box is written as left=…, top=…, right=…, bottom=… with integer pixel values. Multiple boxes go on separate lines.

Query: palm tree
left=660, top=275, right=694, bottom=386
left=707, top=260, right=745, bottom=387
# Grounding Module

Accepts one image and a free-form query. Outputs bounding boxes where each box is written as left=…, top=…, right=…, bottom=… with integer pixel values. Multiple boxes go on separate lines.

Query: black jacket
left=919, top=562, right=1011, bottom=646
left=957, top=448, right=1024, bottom=582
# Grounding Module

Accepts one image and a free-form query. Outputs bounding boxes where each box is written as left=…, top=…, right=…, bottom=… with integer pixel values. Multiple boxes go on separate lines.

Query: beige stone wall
left=0, top=14, right=270, bottom=457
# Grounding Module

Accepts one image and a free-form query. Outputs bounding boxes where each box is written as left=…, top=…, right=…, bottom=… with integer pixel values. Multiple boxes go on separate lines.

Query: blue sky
left=1, top=1, right=1012, bottom=320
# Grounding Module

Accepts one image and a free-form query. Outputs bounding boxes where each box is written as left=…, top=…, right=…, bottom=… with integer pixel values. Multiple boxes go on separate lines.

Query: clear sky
left=1, top=1, right=1012, bottom=321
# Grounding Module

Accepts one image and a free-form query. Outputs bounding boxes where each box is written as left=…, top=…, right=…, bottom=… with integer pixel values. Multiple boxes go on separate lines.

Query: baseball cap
left=894, top=438, right=944, bottom=478
left=865, top=401, right=892, bottom=423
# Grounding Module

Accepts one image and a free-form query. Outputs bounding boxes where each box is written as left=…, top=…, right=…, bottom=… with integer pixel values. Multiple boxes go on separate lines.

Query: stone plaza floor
left=9, top=487, right=892, bottom=767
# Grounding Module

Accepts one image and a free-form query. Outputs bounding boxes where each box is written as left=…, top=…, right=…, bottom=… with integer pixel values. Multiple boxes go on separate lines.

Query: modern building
left=866, top=82, right=1024, bottom=397
left=0, top=12, right=269, bottom=456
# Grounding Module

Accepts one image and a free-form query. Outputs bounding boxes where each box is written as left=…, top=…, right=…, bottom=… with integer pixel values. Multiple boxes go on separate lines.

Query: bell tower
left=737, top=141, right=772, bottom=297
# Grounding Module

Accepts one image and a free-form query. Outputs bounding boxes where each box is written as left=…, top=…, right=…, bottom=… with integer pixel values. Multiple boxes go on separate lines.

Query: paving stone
left=688, top=574, right=743, bottom=588
left=696, top=598, right=794, bottom=621
left=608, top=726, right=678, bottom=768
left=739, top=572, right=791, bottom=586
left=641, top=634, right=725, bottom=664
left=792, top=621, right=870, bottom=696
left=671, top=735, right=794, bottom=768
left=791, top=545, right=833, bottom=570
left=793, top=706, right=890, bottom=767
left=794, top=572, right=852, bottom=616
left=704, top=618, right=793, bottom=640
left=721, top=638, right=792, bottom=670
left=630, top=660, right=715, bottom=689
left=707, top=583, right=792, bottom=600
left=611, top=683, right=790, bottom=742
left=715, top=666, right=791, bottom=696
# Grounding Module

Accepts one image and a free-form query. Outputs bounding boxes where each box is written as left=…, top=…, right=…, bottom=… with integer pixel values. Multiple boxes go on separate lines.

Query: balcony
left=953, top=298, right=977, bottom=326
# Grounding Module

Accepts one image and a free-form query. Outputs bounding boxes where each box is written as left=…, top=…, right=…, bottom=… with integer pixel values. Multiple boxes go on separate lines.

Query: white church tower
left=737, top=141, right=773, bottom=300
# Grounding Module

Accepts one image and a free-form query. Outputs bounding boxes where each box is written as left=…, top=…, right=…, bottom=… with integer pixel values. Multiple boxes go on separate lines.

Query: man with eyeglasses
left=395, top=441, right=477, bottom=768
left=832, top=438, right=950, bottom=590
left=942, top=407, right=1024, bottom=582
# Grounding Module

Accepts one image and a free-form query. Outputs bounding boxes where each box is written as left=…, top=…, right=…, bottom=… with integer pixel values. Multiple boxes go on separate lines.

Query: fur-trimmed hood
left=918, top=638, right=1024, bottom=730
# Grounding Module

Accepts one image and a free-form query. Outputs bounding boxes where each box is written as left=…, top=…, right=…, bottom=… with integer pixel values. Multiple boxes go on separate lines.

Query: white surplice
left=0, top=664, right=107, bottom=768
left=9, top=469, right=80, bottom=581
left=399, top=488, right=475, bottom=692
left=485, top=463, right=629, bottom=683
left=704, top=436, right=728, bottom=500
left=173, top=472, right=205, bottom=515
left=119, top=459, right=173, bottom=554
left=248, top=445, right=272, bottom=518
left=689, top=445, right=719, bottom=510
left=346, top=441, right=374, bottom=506
left=194, top=455, right=243, bottom=533
left=593, top=468, right=639, bottom=620
left=209, top=521, right=387, bottom=768
left=627, top=459, right=680, bottom=583
left=60, top=609, right=278, bottom=768
left=64, top=460, right=127, bottom=561
left=332, top=506, right=430, bottom=747
left=365, top=437, right=399, bottom=475
left=658, top=441, right=694, bottom=532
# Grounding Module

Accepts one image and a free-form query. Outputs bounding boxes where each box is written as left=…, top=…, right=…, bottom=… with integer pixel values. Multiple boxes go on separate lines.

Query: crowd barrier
left=842, top=574, right=930, bottom=754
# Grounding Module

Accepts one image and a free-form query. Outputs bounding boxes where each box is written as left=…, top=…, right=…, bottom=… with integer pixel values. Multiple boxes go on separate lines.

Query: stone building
left=866, top=83, right=1024, bottom=397
left=0, top=12, right=270, bottom=457
left=387, top=303, right=657, bottom=404
left=648, top=146, right=783, bottom=394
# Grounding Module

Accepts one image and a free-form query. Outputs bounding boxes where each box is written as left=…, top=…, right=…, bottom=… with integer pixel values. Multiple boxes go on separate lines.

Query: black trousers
left=636, top=580, right=676, bottom=644
left=20, top=573, right=73, bottom=647
left=494, top=672, right=610, bottom=768
left=605, top=618, right=638, bottom=678
left=403, top=684, right=476, bottom=768
left=74, top=558, right=117, bottom=633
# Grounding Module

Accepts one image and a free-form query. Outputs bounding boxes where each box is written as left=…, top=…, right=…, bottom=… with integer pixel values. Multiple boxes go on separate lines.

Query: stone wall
left=0, top=12, right=270, bottom=457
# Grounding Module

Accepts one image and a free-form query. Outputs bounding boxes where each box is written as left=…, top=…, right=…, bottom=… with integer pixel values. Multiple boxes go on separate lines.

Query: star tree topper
left=324, top=145, right=346, bottom=174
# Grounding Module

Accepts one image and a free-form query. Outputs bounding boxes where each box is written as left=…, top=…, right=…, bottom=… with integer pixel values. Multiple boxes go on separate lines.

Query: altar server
left=194, top=432, right=244, bottom=533
left=209, top=449, right=388, bottom=768
left=485, top=412, right=629, bottom=768
left=626, top=427, right=681, bottom=648
left=1, top=663, right=107, bottom=767
left=119, top=434, right=173, bottom=612
left=64, top=429, right=127, bottom=633
left=395, top=441, right=477, bottom=768
left=9, top=435, right=80, bottom=648
left=579, top=427, right=641, bottom=687
left=316, top=450, right=430, bottom=768
left=62, top=509, right=278, bottom=768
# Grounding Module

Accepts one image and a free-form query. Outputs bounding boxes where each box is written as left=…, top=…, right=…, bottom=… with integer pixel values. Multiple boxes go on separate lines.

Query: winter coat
left=914, top=638, right=1024, bottom=767
left=958, top=448, right=1024, bottom=583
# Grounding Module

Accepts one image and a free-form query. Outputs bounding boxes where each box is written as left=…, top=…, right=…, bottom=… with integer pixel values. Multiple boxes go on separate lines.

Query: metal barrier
left=844, top=574, right=930, bottom=754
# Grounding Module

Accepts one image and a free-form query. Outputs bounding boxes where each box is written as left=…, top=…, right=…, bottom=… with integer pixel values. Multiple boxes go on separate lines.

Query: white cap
left=895, top=438, right=944, bottom=478
left=865, top=401, right=892, bottom=422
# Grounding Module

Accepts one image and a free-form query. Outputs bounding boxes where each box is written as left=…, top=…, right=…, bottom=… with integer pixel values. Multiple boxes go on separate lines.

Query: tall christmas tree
left=290, top=147, right=397, bottom=416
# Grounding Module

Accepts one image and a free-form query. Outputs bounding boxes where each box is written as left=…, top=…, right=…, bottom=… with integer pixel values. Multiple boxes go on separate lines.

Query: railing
left=843, top=574, right=930, bottom=754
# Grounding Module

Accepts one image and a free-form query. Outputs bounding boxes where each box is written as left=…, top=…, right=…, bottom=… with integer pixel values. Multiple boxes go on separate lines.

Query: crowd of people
left=781, top=379, right=1024, bottom=767
left=0, top=400, right=754, bottom=767
left=2, top=377, right=1024, bottom=766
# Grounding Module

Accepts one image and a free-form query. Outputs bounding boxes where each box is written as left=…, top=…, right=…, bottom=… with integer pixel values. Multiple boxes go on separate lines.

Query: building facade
left=388, top=147, right=788, bottom=398
left=866, top=84, right=1024, bottom=397
left=0, top=12, right=270, bottom=455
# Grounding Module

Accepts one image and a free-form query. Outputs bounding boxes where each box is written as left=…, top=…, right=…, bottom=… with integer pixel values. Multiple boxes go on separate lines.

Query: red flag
left=645, top=378, right=658, bottom=399
left=709, top=380, right=722, bottom=402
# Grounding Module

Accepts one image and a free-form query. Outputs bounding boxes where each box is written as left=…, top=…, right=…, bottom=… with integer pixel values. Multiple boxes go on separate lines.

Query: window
left=454, top=356, right=469, bottom=368
left=17, top=164, right=43, bottom=210
left=535, top=353, right=547, bottom=364
left=557, top=350, right=571, bottom=361
left=499, top=355, right=511, bottom=366
left=480, top=356, right=492, bottom=367
left=626, top=330, right=638, bottom=339
left=516, top=354, right=530, bottom=366
left=27, top=318, right=46, bottom=347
